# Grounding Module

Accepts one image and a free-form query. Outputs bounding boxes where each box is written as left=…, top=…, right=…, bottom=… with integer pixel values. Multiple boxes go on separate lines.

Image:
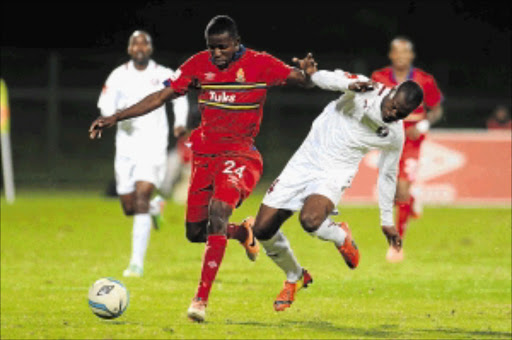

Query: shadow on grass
left=225, top=319, right=512, bottom=339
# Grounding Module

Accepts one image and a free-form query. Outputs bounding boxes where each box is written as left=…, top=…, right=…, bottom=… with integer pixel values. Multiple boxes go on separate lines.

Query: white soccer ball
left=88, top=278, right=129, bottom=319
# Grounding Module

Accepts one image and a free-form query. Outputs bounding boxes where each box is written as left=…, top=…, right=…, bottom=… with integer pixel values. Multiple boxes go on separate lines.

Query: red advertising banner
left=343, top=130, right=512, bottom=205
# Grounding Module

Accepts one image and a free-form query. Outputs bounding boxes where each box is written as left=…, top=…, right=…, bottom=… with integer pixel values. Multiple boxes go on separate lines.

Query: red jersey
left=371, top=67, right=443, bottom=129
left=164, top=46, right=292, bottom=154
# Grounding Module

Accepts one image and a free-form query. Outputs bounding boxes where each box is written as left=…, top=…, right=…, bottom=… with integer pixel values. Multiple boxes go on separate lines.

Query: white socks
left=149, top=195, right=164, bottom=216
left=260, top=231, right=303, bottom=283
left=129, top=213, right=151, bottom=268
left=309, top=218, right=347, bottom=248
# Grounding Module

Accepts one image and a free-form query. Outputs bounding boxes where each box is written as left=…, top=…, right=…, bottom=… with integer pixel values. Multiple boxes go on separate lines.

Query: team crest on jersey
left=204, top=72, right=216, bottom=81
left=236, top=68, right=245, bottom=82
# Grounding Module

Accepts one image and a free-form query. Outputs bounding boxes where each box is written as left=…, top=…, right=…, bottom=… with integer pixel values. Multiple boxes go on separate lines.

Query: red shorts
left=186, top=149, right=263, bottom=223
left=398, top=137, right=424, bottom=182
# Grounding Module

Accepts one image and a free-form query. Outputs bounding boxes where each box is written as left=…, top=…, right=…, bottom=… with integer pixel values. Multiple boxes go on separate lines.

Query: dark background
left=1, top=0, right=511, bottom=189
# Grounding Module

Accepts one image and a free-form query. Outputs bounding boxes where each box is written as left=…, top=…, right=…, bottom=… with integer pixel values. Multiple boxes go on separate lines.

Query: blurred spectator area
left=1, top=48, right=511, bottom=189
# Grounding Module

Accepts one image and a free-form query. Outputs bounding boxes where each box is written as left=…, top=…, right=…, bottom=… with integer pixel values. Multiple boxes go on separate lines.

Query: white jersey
left=97, top=60, right=189, bottom=159
left=264, top=70, right=404, bottom=226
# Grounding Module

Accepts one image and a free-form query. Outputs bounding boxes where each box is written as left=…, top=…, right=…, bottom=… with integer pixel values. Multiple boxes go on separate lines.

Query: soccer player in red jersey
left=371, top=37, right=444, bottom=262
left=89, top=15, right=316, bottom=322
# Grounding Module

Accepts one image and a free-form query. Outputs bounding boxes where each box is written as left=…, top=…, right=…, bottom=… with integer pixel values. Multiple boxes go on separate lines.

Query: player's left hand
left=381, top=225, right=402, bottom=250
left=174, top=126, right=187, bottom=138
left=405, top=126, right=422, bottom=140
left=292, top=53, right=318, bottom=76
left=89, top=116, right=117, bottom=139
left=348, top=81, right=377, bottom=92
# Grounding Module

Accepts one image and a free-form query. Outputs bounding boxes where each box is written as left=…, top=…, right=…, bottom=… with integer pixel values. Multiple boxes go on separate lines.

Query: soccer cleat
left=273, top=269, right=313, bottom=312
left=187, top=297, right=207, bottom=322
left=151, top=200, right=166, bottom=230
left=386, top=246, right=405, bottom=263
left=123, top=264, right=143, bottom=277
left=240, top=217, right=260, bottom=261
left=337, top=222, right=360, bottom=269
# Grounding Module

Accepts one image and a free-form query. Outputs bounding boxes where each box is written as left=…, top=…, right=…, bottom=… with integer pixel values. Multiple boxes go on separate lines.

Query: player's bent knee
left=299, top=211, right=324, bottom=233
left=185, top=222, right=207, bottom=243
left=253, top=224, right=276, bottom=241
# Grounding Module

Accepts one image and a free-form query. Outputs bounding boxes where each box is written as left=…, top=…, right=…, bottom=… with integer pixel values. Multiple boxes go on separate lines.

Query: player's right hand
left=381, top=225, right=402, bottom=251
left=89, top=116, right=117, bottom=139
left=292, top=53, right=318, bottom=76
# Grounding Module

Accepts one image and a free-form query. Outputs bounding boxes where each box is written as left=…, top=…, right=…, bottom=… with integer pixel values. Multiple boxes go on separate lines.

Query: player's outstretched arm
left=311, top=69, right=376, bottom=93
left=377, top=147, right=402, bottom=250
left=89, top=87, right=178, bottom=139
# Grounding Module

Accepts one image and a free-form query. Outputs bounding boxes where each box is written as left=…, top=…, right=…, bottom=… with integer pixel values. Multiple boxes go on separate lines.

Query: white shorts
left=114, top=153, right=167, bottom=195
left=262, top=157, right=357, bottom=212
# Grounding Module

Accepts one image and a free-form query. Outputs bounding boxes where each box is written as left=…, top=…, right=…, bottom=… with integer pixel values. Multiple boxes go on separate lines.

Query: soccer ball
left=88, top=278, right=129, bottom=319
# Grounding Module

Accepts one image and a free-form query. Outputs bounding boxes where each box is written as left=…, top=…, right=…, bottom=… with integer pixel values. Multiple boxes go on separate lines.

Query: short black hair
left=205, top=15, right=239, bottom=39
left=396, top=80, right=424, bottom=118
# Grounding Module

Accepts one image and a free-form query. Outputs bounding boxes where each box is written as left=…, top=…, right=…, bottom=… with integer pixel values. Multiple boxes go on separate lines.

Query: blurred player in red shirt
left=486, top=105, right=512, bottom=130
left=89, top=15, right=316, bottom=322
left=372, top=37, right=444, bottom=262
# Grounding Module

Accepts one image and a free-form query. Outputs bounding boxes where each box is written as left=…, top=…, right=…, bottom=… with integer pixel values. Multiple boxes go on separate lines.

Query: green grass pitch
left=1, top=191, right=511, bottom=339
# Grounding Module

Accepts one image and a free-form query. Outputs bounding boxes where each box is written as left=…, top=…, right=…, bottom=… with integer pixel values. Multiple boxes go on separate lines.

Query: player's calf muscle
left=207, top=199, right=233, bottom=235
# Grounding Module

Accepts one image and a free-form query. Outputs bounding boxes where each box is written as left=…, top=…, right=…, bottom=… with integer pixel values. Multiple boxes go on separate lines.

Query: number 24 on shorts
left=222, top=160, right=246, bottom=179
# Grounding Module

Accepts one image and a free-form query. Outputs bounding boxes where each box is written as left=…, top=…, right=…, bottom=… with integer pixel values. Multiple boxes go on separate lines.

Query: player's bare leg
left=253, top=204, right=312, bottom=311
left=123, top=181, right=155, bottom=277
left=300, top=195, right=360, bottom=269
left=188, top=199, right=232, bottom=322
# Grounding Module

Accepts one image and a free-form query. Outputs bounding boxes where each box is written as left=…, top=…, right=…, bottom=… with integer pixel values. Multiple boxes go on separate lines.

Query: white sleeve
left=311, top=69, right=369, bottom=92
left=97, top=70, right=121, bottom=117
left=377, top=146, right=402, bottom=226
left=171, top=95, right=189, bottom=128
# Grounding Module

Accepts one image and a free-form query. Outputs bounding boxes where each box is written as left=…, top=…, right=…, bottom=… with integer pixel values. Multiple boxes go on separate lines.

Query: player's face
left=206, top=32, right=239, bottom=69
left=389, top=40, right=415, bottom=70
left=381, top=88, right=410, bottom=123
left=128, top=34, right=152, bottom=65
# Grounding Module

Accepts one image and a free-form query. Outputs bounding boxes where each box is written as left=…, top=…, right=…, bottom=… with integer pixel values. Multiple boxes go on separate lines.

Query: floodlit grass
left=1, top=191, right=511, bottom=339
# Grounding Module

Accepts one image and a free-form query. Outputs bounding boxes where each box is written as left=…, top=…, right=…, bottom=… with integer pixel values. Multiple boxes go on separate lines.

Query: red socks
left=396, top=201, right=411, bottom=238
left=226, top=223, right=248, bottom=243
left=195, top=235, right=227, bottom=302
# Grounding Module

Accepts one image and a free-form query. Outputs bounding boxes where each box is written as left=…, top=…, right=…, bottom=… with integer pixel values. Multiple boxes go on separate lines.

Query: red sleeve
left=422, top=75, right=443, bottom=108
left=258, top=53, right=293, bottom=87
left=163, top=54, right=199, bottom=95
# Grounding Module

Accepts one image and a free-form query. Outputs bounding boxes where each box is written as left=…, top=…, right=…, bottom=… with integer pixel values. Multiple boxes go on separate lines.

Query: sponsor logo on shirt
left=209, top=91, right=236, bottom=103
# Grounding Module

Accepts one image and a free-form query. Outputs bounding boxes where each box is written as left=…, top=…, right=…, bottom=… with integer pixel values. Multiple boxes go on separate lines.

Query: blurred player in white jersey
left=97, top=30, right=189, bottom=277
left=252, top=68, right=423, bottom=311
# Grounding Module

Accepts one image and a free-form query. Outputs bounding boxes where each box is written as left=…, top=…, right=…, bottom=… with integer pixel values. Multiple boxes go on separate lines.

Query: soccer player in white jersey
left=251, top=68, right=424, bottom=311
left=97, top=30, right=189, bottom=277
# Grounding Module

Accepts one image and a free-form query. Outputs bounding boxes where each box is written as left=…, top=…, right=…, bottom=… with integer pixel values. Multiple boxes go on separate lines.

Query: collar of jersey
left=128, top=59, right=155, bottom=72
left=391, top=66, right=414, bottom=83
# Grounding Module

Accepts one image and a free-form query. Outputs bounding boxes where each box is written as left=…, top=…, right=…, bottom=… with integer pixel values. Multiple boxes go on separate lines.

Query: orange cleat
left=240, top=217, right=259, bottom=261
left=187, top=297, right=207, bottom=322
left=337, top=222, right=360, bottom=269
left=273, top=269, right=313, bottom=312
